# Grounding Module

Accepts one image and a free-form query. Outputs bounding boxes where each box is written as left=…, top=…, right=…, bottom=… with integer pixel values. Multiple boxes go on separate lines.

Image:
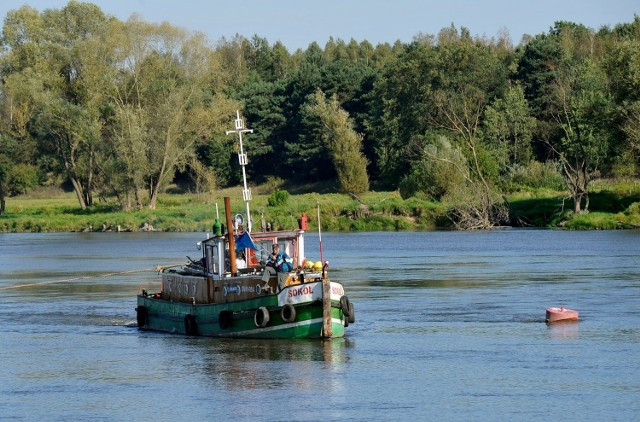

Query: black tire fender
left=281, top=304, right=296, bottom=323
left=348, top=302, right=355, bottom=324
left=184, top=314, right=197, bottom=335
left=340, top=295, right=351, bottom=318
left=136, top=306, right=148, bottom=328
left=254, top=307, right=270, bottom=328
left=219, top=310, right=232, bottom=329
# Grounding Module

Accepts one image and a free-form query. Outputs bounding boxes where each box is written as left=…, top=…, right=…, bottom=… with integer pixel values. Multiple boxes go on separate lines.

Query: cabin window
left=206, top=244, right=217, bottom=274
left=252, top=238, right=297, bottom=269
left=255, top=239, right=275, bottom=263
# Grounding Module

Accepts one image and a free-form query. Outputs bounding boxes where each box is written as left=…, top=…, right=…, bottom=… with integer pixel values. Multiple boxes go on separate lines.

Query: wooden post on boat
left=224, top=197, right=237, bottom=274
left=321, top=277, right=332, bottom=338
left=318, top=201, right=332, bottom=337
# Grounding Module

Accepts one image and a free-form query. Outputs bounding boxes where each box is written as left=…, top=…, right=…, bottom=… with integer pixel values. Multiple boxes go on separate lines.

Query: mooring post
left=321, top=277, right=332, bottom=338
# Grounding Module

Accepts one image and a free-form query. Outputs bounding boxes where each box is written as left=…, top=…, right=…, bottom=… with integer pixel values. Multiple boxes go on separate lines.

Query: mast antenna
left=225, top=110, right=254, bottom=232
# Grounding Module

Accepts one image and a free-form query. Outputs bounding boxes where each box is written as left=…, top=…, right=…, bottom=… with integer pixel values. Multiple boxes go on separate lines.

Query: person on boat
left=261, top=244, right=292, bottom=290
left=236, top=250, right=247, bottom=269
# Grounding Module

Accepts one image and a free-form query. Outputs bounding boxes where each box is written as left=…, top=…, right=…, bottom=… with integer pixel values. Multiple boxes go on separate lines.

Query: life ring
left=219, top=310, right=233, bottom=329
left=340, top=296, right=351, bottom=318
left=136, top=306, right=148, bottom=328
left=281, top=304, right=296, bottom=323
left=348, top=302, right=355, bottom=324
left=254, top=307, right=270, bottom=328
left=184, top=314, right=197, bottom=335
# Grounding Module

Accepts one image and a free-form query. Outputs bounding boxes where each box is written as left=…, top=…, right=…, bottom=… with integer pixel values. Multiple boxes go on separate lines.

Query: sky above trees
left=1, top=0, right=638, bottom=51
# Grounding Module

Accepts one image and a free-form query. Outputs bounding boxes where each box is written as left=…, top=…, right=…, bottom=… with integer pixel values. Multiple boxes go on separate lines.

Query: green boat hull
left=136, top=293, right=347, bottom=339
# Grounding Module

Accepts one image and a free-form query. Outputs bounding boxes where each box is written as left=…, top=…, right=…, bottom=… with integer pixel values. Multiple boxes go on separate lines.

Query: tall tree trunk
left=573, top=193, right=583, bottom=213
left=148, top=150, right=170, bottom=210
left=85, top=153, right=94, bottom=207
left=69, top=175, right=88, bottom=210
left=0, top=186, right=5, bottom=215
left=59, top=137, right=87, bottom=210
left=135, top=188, right=143, bottom=210
left=148, top=182, right=159, bottom=209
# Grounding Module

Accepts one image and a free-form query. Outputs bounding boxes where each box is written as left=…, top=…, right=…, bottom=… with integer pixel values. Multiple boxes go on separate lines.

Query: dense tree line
left=1, top=2, right=639, bottom=228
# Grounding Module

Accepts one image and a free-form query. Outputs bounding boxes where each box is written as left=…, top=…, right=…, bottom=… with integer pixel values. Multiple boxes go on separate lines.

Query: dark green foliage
left=516, top=33, right=564, bottom=117
left=588, top=190, right=640, bottom=213
left=267, top=189, right=289, bottom=207
left=5, top=164, right=39, bottom=195
left=507, top=161, right=565, bottom=191
left=508, top=197, right=569, bottom=227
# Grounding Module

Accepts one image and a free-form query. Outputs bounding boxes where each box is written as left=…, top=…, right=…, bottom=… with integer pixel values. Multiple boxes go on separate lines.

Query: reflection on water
left=547, top=321, right=580, bottom=340
left=205, top=338, right=352, bottom=363
left=151, top=336, right=352, bottom=392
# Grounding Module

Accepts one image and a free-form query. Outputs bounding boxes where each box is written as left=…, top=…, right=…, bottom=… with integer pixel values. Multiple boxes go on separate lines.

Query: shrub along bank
left=1, top=182, right=639, bottom=233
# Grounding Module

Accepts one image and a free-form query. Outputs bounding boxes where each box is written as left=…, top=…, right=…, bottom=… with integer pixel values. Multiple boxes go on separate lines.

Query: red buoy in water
left=545, top=307, right=579, bottom=323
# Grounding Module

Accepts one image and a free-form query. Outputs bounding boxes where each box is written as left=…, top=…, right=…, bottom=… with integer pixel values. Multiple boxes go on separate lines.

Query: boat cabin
left=159, top=228, right=312, bottom=304
left=201, top=229, right=305, bottom=279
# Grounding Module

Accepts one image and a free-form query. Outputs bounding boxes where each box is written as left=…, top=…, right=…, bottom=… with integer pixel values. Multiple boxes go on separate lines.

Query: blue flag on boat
left=235, top=231, right=257, bottom=252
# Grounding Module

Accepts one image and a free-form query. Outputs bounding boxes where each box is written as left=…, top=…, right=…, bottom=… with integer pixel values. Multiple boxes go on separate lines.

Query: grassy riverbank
left=1, top=180, right=639, bottom=232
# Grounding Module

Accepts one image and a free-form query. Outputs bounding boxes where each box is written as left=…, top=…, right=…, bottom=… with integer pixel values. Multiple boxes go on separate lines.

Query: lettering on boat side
left=223, top=284, right=256, bottom=296
left=331, top=284, right=344, bottom=297
left=163, top=275, right=200, bottom=300
left=175, top=280, right=197, bottom=296
left=174, top=280, right=198, bottom=296
left=288, top=284, right=315, bottom=297
left=279, top=282, right=321, bottom=306
left=223, top=284, right=240, bottom=296
left=278, top=282, right=345, bottom=306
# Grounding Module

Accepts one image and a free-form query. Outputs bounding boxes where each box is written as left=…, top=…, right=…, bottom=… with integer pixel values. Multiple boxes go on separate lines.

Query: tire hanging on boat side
left=348, top=302, right=355, bottom=323
left=254, top=307, right=270, bottom=328
left=184, top=314, right=197, bottom=335
left=281, top=304, right=296, bottom=323
left=340, top=296, right=351, bottom=318
left=219, top=310, right=232, bottom=329
left=136, top=306, right=148, bottom=328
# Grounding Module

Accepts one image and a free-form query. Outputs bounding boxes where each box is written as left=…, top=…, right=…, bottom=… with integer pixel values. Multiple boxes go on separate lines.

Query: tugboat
left=135, top=111, right=355, bottom=338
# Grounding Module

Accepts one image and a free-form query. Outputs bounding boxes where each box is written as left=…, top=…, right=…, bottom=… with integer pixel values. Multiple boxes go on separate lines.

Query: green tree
left=547, top=58, right=611, bottom=213
left=429, top=86, right=508, bottom=228
left=306, top=90, right=369, bottom=194
left=106, top=19, right=238, bottom=209
left=517, top=23, right=612, bottom=213
left=226, top=77, right=287, bottom=186
left=622, top=102, right=640, bottom=168
left=0, top=2, right=111, bottom=209
left=0, top=63, right=39, bottom=214
left=603, top=20, right=640, bottom=174
left=401, top=134, right=466, bottom=200
left=482, top=83, right=536, bottom=171
left=0, top=137, right=13, bottom=214
left=370, top=27, right=509, bottom=189
left=368, top=41, right=434, bottom=185
left=515, top=32, right=564, bottom=119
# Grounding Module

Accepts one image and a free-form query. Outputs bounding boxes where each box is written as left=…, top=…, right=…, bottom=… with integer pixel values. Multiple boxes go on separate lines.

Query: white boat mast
left=225, top=110, right=254, bottom=232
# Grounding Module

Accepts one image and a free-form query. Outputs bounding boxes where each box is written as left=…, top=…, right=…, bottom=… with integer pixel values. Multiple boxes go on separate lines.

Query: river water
left=0, top=230, right=639, bottom=421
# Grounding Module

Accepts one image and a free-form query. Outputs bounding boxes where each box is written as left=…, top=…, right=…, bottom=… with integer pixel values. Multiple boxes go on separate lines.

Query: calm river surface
left=1, top=230, right=639, bottom=421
